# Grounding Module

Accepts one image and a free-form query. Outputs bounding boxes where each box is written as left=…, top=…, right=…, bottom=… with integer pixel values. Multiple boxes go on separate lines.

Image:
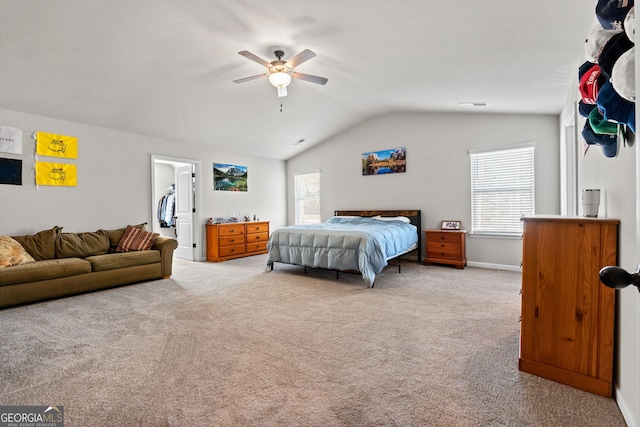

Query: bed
left=266, top=210, right=421, bottom=287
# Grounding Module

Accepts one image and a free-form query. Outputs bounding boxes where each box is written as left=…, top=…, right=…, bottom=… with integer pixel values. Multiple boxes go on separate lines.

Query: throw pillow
left=55, top=230, right=110, bottom=259
left=0, top=236, right=36, bottom=268
left=12, top=226, right=62, bottom=261
left=116, top=225, right=159, bottom=252
left=102, top=222, right=148, bottom=252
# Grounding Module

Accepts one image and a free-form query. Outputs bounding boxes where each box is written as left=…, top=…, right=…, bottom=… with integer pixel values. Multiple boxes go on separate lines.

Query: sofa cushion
left=0, top=258, right=91, bottom=286
left=56, top=230, right=110, bottom=259
left=116, top=226, right=159, bottom=252
left=85, top=250, right=161, bottom=272
left=12, top=226, right=62, bottom=261
left=101, top=222, right=148, bottom=252
left=0, top=236, right=36, bottom=268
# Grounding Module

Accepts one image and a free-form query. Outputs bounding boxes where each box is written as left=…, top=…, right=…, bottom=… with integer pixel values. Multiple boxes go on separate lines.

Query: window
left=294, top=171, right=321, bottom=224
left=469, top=142, right=534, bottom=237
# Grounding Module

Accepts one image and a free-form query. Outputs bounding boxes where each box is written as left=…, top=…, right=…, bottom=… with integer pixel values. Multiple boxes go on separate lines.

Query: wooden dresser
left=206, top=221, right=269, bottom=262
left=423, top=230, right=467, bottom=269
left=519, top=216, right=618, bottom=397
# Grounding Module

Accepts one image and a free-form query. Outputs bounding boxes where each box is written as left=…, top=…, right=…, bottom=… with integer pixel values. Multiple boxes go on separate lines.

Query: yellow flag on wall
left=35, top=131, right=78, bottom=159
left=35, top=162, right=77, bottom=186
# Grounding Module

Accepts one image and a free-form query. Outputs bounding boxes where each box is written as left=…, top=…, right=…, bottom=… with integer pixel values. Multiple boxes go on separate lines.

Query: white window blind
left=469, top=143, right=534, bottom=236
left=294, top=171, right=321, bottom=225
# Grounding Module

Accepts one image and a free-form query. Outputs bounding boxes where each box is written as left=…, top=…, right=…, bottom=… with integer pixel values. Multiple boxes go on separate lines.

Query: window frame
left=294, top=170, right=321, bottom=225
left=468, top=142, right=535, bottom=238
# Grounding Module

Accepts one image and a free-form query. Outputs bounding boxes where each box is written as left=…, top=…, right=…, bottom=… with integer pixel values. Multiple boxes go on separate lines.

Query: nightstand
left=423, top=230, right=467, bottom=269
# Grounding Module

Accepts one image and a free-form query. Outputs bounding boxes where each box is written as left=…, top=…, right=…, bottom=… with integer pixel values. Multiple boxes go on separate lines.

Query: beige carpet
left=0, top=255, right=626, bottom=426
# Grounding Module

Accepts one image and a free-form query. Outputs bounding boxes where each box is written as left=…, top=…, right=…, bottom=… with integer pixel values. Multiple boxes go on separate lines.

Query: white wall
left=0, top=107, right=287, bottom=261
left=286, top=111, right=561, bottom=268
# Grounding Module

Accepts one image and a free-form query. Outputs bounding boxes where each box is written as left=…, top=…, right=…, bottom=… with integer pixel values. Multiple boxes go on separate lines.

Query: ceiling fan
left=233, top=49, right=328, bottom=97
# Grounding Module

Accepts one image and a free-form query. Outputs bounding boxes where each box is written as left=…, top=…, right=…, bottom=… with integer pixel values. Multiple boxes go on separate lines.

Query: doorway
left=151, top=155, right=202, bottom=261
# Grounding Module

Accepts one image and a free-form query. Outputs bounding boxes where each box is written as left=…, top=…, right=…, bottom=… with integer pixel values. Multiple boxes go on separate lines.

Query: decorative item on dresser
left=423, top=229, right=466, bottom=269
left=206, top=221, right=269, bottom=262
left=519, top=216, right=619, bottom=397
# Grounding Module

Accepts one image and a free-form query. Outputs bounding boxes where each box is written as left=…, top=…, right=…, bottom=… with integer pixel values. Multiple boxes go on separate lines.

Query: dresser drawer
left=245, top=231, right=269, bottom=243
left=427, top=241, right=461, bottom=259
left=219, top=244, right=246, bottom=257
left=246, top=241, right=268, bottom=253
left=428, top=232, right=460, bottom=243
left=246, top=222, right=269, bottom=233
left=218, top=224, right=245, bottom=237
left=219, top=235, right=244, bottom=246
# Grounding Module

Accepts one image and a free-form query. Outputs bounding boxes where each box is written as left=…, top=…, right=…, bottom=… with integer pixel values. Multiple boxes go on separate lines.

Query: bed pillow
left=0, top=236, right=36, bottom=268
left=116, top=225, right=159, bottom=252
left=372, top=215, right=411, bottom=223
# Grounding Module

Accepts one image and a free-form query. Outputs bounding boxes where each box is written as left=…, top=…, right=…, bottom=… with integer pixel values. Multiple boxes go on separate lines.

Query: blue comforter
left=267, top=216, right=418, bottom=287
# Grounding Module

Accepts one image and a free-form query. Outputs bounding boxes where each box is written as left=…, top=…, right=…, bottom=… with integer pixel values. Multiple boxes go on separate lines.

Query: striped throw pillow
left=116, top=225, right=159, bottom=252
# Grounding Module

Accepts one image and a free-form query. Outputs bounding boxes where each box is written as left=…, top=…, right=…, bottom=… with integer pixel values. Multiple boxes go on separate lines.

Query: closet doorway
left=151, top=155, right=202, bottom=261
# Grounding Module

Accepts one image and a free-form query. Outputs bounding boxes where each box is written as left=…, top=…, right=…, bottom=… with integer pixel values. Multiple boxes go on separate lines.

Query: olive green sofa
left=0, top=225, right=178, bottom=309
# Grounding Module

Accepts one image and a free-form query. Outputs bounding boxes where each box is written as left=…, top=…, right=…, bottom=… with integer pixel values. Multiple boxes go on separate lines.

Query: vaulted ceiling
left=0, top=1, right=595, bottom=160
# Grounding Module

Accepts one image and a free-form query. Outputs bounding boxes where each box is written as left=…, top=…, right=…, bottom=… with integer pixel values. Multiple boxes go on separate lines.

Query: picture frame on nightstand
left=441, top=220, right=461, bottom=230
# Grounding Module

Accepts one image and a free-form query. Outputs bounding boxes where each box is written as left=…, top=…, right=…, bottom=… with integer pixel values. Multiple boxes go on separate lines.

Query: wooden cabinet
left=206, top=221, right=269, bottom=262
left=423, top=230, right=466, bottom=269
left=519, top=216, right=618, bottom=397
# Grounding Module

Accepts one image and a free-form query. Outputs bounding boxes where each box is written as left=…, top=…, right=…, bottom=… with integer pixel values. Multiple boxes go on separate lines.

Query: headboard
left=333, top=210, right=422, bottom=261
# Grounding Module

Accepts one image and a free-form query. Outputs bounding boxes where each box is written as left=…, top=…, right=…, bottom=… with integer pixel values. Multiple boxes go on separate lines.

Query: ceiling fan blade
left=238, top=51, right=271, bottom=68
left=292, top=72, right=328, bottom=85
left=232, top=74, right=267, bottom=84
left=286, top=49, right=316, bottom=68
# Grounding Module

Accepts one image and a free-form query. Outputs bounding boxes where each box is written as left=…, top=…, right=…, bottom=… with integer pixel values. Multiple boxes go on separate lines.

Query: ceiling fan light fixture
left=268, top=71, right=292, bottom=88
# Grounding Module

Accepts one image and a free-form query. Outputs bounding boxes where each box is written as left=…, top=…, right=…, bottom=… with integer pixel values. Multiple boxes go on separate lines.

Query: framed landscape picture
left=213, top=163, right=247, bottom=191
left=441, top=220, right=461, bottom=230
left=362, top=147, right=406, bottom=175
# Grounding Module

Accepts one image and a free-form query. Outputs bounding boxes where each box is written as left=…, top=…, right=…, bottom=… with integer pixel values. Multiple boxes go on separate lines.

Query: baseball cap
left=585, top=24, right=622, bottom=62
left=611, top=46, right=635, bottom=101
left=597, top=80, right=636, bottom=133
left=589, top=107, right=620, bottom=134
left=596, top=0, right=634, bottom=30
left=579, top=100, right=596, bottom=118
left=625, top=6, right=635, bottom=41
left=598, top=31, right=634, bottom=78
left=582, top=120, right=620, bottom=158
left=578, top=62, right=602, bottom=104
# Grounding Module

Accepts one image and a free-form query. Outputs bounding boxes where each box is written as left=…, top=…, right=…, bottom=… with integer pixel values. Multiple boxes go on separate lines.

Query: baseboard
left=466, top=261, right=521, bottom=272
left=615, top=385, right=638, bottom=427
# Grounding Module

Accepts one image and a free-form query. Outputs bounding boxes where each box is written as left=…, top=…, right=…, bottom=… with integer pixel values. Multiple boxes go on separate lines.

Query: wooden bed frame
left=269, top=209, right=422, bottom=287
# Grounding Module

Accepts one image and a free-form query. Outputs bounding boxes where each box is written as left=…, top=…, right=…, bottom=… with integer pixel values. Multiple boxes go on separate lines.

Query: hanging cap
left=585, top=24, right=622, bottom=62
left=596, top=0, right=634, bottom=30
left=611, top=46, right=636, bottom=101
